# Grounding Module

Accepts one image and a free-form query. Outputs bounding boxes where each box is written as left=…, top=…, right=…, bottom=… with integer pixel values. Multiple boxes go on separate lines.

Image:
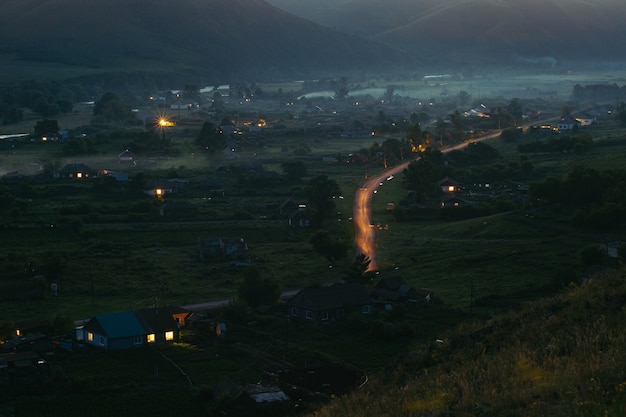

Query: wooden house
left=57, top=163, right=95, bottom=179
left=287, top=283, right=373, bottom=322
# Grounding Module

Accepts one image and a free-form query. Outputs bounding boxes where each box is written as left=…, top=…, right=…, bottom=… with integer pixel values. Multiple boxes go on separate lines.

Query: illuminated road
left=353, top=130, right=503, bottom=271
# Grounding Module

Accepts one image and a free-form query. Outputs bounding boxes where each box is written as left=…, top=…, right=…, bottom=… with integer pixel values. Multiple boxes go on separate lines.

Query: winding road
left=353, top=130, right=503, bottom=271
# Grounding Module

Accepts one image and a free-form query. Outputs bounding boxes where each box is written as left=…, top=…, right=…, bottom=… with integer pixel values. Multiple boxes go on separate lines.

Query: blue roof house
left=81, top=308, right=180, bottom=350
left=82, top=311, right=147, bottom=350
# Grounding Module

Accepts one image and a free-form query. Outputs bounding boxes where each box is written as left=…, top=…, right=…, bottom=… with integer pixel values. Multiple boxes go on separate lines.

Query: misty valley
left=2, top=0, right=626, bottom=416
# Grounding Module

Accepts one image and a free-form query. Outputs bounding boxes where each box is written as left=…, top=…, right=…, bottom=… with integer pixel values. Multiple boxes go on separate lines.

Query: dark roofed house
left=289, top=207, right=311, bottom=227
left=287, top=283, right=373, bottom=322
left=134, top=308, right=180, bottom=345
left=57, top=163, right=95, bottom=179
left=198, top=236, right=249, bottom=263
left=373, top=276, right=420, bottom=305
left=438, top=177, right=463, bottom=194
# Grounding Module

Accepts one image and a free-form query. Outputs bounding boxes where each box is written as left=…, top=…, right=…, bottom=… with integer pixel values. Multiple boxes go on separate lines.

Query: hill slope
left=308, top=269, right=626, bottom=416
left=0, top=0, right=408, bottom=82
left=269, top=0, right=626, bottom=66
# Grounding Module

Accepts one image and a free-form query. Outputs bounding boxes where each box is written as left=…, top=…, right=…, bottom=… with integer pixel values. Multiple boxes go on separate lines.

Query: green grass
left=306, top=269, right=626, bottom=417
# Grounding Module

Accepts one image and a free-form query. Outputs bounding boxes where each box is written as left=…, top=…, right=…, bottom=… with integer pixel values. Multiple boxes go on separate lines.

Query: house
left=159, top=200, right=197, bottom=218
left=372, top=276, right=422, bottom=305
left=279, top=199, right=300, bottom=217
left=557, top=116, right=580, bottom=131
left=167, top=305, right=193, bottom=327
left=56, top=163, right=95, bottom=179
left=82, top=311, right=147, bottom=350
left=13, top=317, right=50, bottom=338
left=134, top=308, right=181, bottom=345
left=287, top=283, right=373, bottom=322
left=98, top=169, right=129, bottom=182
left=438, top=177, right=463, bottom=194
left=0, top=351, right=48, bottom=385
left=288, top=207, right=311, bottom=227
left=573, top=113, right=595, bottom=127
left=118, top=150, right=135, bottom=163
left=144, top=179, right=173, bottom=196
left=81, top=308, right=180, bottom=350
left=197, top=236, right=249, bottom=263
left=440, top=194, right=472, bottom=208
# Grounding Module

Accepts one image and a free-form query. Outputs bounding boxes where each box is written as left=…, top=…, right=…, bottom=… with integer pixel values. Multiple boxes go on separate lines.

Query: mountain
left=268, top=0, right=626, bottom=66
left=0, top=0, right=410, bottom=83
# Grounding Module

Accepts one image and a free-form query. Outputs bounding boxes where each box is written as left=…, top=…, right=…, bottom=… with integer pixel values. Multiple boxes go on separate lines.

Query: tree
left=617, top=102, right=626, bottom=126
left=238, top=266, right=279, bottom=309
left=507, top=98, right=523, bottom=124
left=405, top=122, right=422, bottom=152
left=403, top=159, right=438, bottom=203
left=304, top=175, right=342, bottom=223
left=32, top=96, right=60, bottom=117
left=449, top=110, right=464, bottom=138
left=281, top=160, right=307, bottom=182
left=309, top=230, right=348, bottom=266
left=435, top=117, right=448, bottom=146
left=197, top=121, right=225, bottom=158
left=500, top=127, right=523, bottom=142
left=33, top=119, right=59, bottom=137
left=56, top=99, right=74, bottom=114
left=345, top=253, right=372, bottom=283
left=458, top=90, right=471, bottom=107
left=183, top=84, right=200, bottom=101
left=93, top=92, right=133, bottom=122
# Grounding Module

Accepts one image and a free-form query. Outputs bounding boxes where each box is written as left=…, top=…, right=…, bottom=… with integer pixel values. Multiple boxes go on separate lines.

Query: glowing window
left=165, top=331, right=174, bottom=341
left=87, top=332, right=93, bottom=342
left=77, top=172, right=83, bottom=178
left=147, top=333, right=155, bottom=343
left=447, top=185, right=455, bottom=192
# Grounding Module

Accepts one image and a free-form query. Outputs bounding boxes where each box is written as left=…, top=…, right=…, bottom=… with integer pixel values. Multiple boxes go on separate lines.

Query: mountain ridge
left=269, top=0, right=626, bottom=66
left=0, top=0, right=411, bottom=82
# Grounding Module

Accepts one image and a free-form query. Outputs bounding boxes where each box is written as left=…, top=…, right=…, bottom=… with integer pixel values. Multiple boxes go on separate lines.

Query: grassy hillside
left=306, top=268, right=626, bottom=416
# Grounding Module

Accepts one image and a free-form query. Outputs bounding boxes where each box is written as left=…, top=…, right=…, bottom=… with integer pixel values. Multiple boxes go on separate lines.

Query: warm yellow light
left=165, top=331, right=174, bottom=341
left=77, top=172, right=83, bottom=178
left=159, top=118, right=168, bottom=127
left=16, top=329, right=21, bottom=336
left=448, top=185, right=455, bottom=192
left=87, top=332, right=93, bottom=342
left=156, top=188, right=163, bottom=196
left=147, top=333, right=155, bottom=343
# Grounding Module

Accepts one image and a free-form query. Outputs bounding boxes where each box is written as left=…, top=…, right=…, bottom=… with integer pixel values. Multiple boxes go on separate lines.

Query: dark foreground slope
left=308, top=268, right=626, bottom=417
left=0, top=0, right=408, bottom=82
